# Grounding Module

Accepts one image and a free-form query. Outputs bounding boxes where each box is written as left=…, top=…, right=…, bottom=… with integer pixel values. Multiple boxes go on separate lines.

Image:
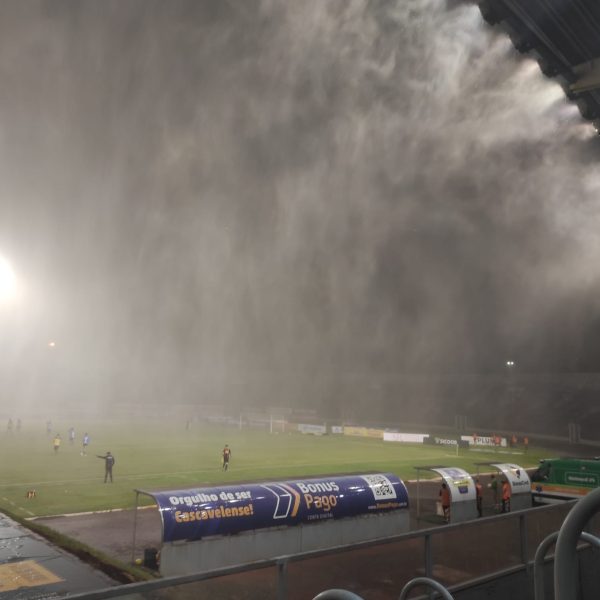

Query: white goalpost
left=238, top=411, right=287, bottom=433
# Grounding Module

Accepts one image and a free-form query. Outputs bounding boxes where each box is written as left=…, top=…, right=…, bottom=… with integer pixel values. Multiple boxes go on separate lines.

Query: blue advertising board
left=152, top=473, right=408, bottom=542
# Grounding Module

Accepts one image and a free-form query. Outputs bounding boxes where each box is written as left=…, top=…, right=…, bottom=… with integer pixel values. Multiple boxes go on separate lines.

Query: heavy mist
left=0, top=0, right=599, bottom=421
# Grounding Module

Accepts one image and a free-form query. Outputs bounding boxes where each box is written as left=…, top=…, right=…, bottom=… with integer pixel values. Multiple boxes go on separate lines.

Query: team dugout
left=474, top=462, right=532, bottom=511
left=414, top=466, right=478, bottom=524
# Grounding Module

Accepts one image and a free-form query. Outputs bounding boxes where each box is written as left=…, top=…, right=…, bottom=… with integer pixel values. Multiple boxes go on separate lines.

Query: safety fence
left=64, top=498, right=600, bottom=600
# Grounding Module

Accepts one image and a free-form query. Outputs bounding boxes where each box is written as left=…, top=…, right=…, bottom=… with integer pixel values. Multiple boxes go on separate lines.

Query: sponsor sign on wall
left=383, top=432, right=428, bottom=443
left=491, top=463, right=531, bottom=495
left=297, top=423, right=326, bottom=435
left=461, top=435, right=507, bottom=448
left=424, top=436, right=469, bottom=448
left=330, top=426, right=344, bottom=434
left=343, top=426, right=384, bottom=439
left=153, top=473, right=409, bottom=542
left=425, top=436, right=456, bottom=446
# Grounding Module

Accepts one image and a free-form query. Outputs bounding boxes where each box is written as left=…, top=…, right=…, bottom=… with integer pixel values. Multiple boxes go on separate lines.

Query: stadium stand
left=477, top=0, right=600, bottom=132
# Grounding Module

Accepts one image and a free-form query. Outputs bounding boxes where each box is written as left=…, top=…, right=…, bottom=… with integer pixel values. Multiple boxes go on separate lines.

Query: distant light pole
left=505, top=360, right=516, bottom=425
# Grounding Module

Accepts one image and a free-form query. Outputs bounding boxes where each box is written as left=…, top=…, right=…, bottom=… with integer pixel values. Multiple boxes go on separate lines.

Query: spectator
left=439, top=482, right=451, bottom=523
left=489, top=474, right=499, bottom=509
left=502, top=479, right=512, bottom=513
left=475, top=478, right=483, bottom=517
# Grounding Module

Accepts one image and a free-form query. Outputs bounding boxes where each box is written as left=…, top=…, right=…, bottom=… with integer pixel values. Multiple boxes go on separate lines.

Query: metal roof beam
left=501, top=0, right=574, bottom=69
left=571, top=58, right=600, bottom=93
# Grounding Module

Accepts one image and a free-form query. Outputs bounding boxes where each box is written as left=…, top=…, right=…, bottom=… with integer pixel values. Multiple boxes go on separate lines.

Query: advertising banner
left=383, top=432, right=428, bottom=443
left=343, top=426, right=384, bottom=439
left=425, top=436, right=469, bottom=448
left=297, top=423, right=326, bottom=435
left=461, top=435, right=507, bottom=448
left=491, top=463, right=531, bottom=495
left=431, top=467, right=476, bottom=502
left=153, top=473, right=408, bottom=542
left=427, top=436, right=457, bottom=446
left=330, top=426, right=344, bottom=434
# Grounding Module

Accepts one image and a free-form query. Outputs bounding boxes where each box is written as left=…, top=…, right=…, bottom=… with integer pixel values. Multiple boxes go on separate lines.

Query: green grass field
left=0, top=420, right=548, bottom=519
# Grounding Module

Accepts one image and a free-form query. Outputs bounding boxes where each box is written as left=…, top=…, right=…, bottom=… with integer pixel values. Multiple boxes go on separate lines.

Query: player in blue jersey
left=81, top=432, right=90, bottom=455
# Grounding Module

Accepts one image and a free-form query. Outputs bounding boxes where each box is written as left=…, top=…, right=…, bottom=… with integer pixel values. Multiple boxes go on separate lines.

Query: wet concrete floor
left=0, top=512, right=115, bottom=598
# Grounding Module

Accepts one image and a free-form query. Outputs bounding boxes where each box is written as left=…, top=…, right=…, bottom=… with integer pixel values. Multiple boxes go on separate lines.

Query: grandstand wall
left=12, top=371, right=600, bottom=444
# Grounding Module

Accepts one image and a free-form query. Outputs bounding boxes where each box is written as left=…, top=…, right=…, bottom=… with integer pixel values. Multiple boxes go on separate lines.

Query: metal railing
left=398, top=577, right=455, bottom=600
left=312, top=590, right=365, bottom=600
left=314, top=577, right=456, bottom=600
left=534, top=530, right=600, bottom=600
left=554, top=487, right=600, bottom=600
left=65, top=501, right=582, bottom=600
left=58, top=491, right=600, bottom=600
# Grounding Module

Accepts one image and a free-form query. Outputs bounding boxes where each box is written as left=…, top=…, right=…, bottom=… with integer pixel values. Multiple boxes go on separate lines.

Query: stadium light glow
left=0, top=255, right=17, bottom=305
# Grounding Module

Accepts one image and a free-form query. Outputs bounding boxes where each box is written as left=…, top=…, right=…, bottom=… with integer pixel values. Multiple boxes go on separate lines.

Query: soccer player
left=81, top=432, right=90, bottom=455
left=53, top=433, right=61, bottom=453
left=68, top=427, right=75, bottom=445
left=97, top=451, right=115, bottom=483
left=222, top=444, right=231, bottom=471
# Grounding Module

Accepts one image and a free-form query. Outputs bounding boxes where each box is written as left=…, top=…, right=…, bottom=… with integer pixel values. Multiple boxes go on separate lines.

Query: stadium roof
left=478, top=0, right=600, bottom=132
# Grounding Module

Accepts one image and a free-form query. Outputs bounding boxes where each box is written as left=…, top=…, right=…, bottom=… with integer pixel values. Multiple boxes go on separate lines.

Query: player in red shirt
left=222, top=445, right=232, bottom=471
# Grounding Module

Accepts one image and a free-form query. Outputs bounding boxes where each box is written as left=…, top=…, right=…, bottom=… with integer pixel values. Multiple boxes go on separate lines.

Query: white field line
left=26, top=504, right=157, bottom=521
left=468, top=448, right=524, bottom=455
left=13, top=468, right=509, bottom=520
left=0, top=455, right=452, bottom=490
left=30, top=471, right=504, bottom=518
left=1, top=452, right=522, bottom=519
left=0, top=472, right=207, bottom=488
left=1, top=496, right=34, bottom=516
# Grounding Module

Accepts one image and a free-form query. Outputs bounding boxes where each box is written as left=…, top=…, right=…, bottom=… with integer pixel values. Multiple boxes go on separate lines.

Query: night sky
left=1, top=0, right=600, bottom=410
